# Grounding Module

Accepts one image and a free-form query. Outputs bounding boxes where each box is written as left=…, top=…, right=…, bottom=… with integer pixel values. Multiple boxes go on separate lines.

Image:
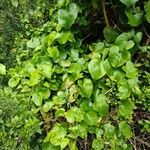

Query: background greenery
left=0, top=0, right=150, bottom=149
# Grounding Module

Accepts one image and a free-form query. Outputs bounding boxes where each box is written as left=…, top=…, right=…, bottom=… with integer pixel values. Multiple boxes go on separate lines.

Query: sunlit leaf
left=93, top=94, right=109, bottom=117
left=88, top=59, right=106, bottom=80
left=119, top=121, right=133, bottom=139
left=0, top=64, right=6, bottom=75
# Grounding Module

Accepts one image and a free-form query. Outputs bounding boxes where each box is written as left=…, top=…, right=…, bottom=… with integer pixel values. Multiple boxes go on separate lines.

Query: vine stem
left=102, top=0, right=109, bottom=27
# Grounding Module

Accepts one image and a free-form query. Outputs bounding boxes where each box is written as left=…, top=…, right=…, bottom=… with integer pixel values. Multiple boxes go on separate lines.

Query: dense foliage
left=0, top=0, right=150, bottom=149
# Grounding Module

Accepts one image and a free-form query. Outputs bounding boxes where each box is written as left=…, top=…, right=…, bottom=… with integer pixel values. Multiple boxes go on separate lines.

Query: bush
left=0, top=0, right=149, bottom=149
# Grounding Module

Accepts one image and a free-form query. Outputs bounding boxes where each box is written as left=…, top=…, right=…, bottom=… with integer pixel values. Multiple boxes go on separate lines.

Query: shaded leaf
left=145, top=0, right=150, bottom=23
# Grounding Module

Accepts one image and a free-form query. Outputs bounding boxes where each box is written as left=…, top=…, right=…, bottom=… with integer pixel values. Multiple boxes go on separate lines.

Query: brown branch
left=102, top=0, right=109, bottom=27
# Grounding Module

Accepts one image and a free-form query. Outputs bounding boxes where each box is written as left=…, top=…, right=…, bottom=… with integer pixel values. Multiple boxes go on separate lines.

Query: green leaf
left=10, top=0, right=18, bottom=7
left=88, top=59, right=106, bottom=80
left=32, top=93, right=42, bottom=106
left=125, top=9, right=143, bottom=26
left=57, top=31, right=74, bottom=44
left=89, top=42, right=104, bottom=52
left=103, top=27, right=119, bottom=43
left=118, top=83, right=131, bottom=99
left=68, top=63, right=81, bottom=74
left=84, top=110, right=99, bottom=126
left=109, top=46, right=130, bottom=68
left=8, top=77, right=19, bottom=87
left=58, top=3, right=78, bottom=28
left=122, top=61, right=138, bottom=78
left=0, top=64, right=6, bottom=75
left=125, top=40, right=135, bottom=50
left=119, top=99, right=135, bottom=120
left=55, top=108, right=65, bottom=118
left=82, top=78, right=93, bottom=98
left=80, top=100, right=91, bottom=112
left=29, top=70, right=41, bottom=86
left=103, top=59, right=114, bottom=77
left=60, top=60, right=71, bottom=67
left=104, top=123, right=115, bottom=138
left=65, top=107, right=83, bottom=123
left=61, top=138, right=69, bottom=149
left=42, top=142, right=60, bottom=150
left=119, top=121, right=133, bottom=139
left=109, top=46, right=121, bottom=68
left=70, top=49, right=79, bottom=61
left=36, top=86, right=50, bottom=100
left=47, top=124, right=67, bottom=147
left=93, top=94, right=109, bottom=117
left=43, top=101, right=54, bottom=112
left=69, top=122, right=88, bottom=138
left=47, top=31, right=58, bottom=46
left=53, top=91, right=66, bottom=105
left=57, top=0, right=66, bottom=8
left=119, top=0, right=139, bottom=7
left=69, top=142, right=78, bottom=150
left=145, top=0, right=150, bottom=23
left=115, top=31, right=135, bottom=44
left=47, top=46, right=59, bottom=59
left=133, top=32, right=142, bottom=44
left=92, top=139, right=104, bottom=150
left=27, top=37, right=40, bottom=48
left=37, top=64, right=53, bottom=79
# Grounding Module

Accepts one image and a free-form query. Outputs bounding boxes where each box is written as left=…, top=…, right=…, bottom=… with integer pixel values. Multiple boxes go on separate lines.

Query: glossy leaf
left=109, top=46, right=130, bottom=68
left=29, top=70, right=41, bottom=86
left=32, top=93, right=42, bottom=106
left=88, top=59, right=106, bottom=80
left=58, top=3, right=78, bottom=28
left=93, top=94, right=109, bottom=117
left=125, top=9, right=143, bottom=26
left=8, top=77, right=19, bottom=87
left=37, top=64, right=53, bottom=79
left=47, top=46, right=59, bottom=59
left=82, top=78, right=93, bottom=98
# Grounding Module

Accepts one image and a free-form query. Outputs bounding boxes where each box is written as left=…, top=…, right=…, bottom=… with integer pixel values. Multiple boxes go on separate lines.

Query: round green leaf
left=88, top=59, right=106, bottom=80
left=93, top=94, right=109, bottom=117
left=0, top=63, right=6, bottom=75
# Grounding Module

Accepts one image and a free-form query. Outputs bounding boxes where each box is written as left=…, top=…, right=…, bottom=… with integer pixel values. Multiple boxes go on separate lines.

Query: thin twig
left=143, top=26, right=150, bottom=39
left=102, top=0, right=109, bottom=27
left=136, top=137, right=150, bottom=148
left=129, top=139, right=137, bottom=150
left=105, top=86, right=114, bottom=95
